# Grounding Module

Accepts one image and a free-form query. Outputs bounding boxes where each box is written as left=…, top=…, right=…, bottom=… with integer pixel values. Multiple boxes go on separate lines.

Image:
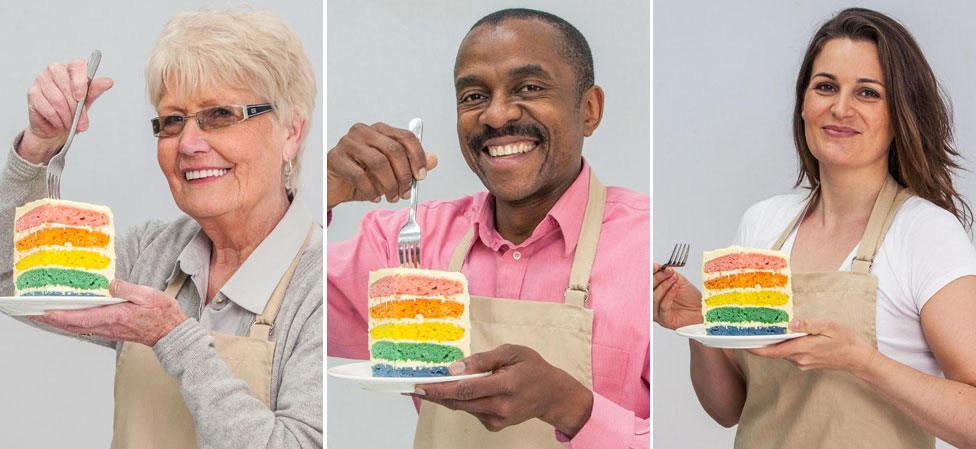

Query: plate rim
left=328, top=360, right=492, bottom=384
left=675, top=323, right=807, bottom=348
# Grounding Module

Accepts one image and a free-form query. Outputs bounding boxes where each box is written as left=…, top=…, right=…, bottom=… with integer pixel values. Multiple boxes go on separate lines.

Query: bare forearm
left=689, top=340, right=746, bottom=427
left=855, top=352, right=976, bottom=448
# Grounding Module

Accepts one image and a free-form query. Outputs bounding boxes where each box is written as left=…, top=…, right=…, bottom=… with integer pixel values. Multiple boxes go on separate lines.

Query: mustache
left=467, top=123, right=546, bottom=152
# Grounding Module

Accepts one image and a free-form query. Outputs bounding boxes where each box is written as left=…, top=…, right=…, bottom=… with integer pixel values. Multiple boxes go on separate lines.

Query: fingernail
left=448, top=361, right=465, bottom=375
left=401, top=191, right=410, bottom=200
left=418, top=168, right=427, bottom=180
left=372, top=196, right=382, bottom=203
left=413, top=387, right=426, bottom=396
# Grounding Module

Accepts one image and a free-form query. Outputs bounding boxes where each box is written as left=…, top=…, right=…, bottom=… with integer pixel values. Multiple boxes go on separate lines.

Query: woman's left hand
left=32, top=279, right=187, bottom=347
left=748, top=319, right=879, bottom=374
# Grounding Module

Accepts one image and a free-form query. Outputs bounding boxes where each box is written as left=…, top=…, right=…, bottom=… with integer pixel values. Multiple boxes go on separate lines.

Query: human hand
left=748, top=319, right=879, bottom=374
left=20, top=59, right=114, bottom=165
left=653, top=264, right=703, bottom=330
left=31, top=279, right=186, bottom=347
left=326, top=122, right=438, bottom=210
left=415, top=344, right=593, bottom=437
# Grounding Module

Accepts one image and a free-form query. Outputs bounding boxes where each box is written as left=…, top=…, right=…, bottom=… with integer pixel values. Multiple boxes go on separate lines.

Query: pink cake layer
left=704, top=253, right=787, bottom=273
left=369, top=274, right=465, bottom=299
left=15, top=204, right=110, bottom=232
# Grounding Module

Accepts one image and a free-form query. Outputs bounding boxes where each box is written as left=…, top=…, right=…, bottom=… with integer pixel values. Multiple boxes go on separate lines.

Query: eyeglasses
left=151, top=103, right=274, bottom=138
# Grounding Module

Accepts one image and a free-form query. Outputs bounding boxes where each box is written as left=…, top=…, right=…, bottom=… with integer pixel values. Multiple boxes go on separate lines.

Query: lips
left=822, top=125, right=860, bottom=137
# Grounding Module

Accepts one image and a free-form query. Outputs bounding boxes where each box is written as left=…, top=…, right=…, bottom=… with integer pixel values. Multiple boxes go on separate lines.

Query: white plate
left=0, top=296, right=126, bottom=316
left=328, top=361, right=492, bottom=393
left=676, top=323, right=807, bottom=349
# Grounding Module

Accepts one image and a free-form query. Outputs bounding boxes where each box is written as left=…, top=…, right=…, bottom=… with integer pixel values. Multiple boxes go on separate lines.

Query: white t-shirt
left=734, top=192, right=976, bottom=376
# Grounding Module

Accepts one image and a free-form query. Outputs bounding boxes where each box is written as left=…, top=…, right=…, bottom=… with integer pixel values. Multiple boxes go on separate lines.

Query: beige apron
left=413, top=171, right=605, bottom=449
left=110, top=226, right=314, bottom=449
left=734, top=176, right=934, bottom=449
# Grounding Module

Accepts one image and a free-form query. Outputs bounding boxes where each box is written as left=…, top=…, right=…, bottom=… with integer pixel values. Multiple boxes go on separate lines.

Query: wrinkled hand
left=653, top=264, right=703, bottom=330
left=31, top=279, right=186, bottom=347
left=20, top=59, right=114, bottom=165
left=416, top=344, right=593, bottom=437
left=327, top=122, right=438, bottom=210
left=748, top=319, right=878, bottom=373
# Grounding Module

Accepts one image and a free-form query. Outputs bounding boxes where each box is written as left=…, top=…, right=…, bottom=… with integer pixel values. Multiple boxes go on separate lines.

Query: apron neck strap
left=771, top=175, right=909, bottom=274
left=446, top=170, right=607, bottom=308
left=851, top=176, right=910, bottom=273
left=250, top=224, right=316, bottom=339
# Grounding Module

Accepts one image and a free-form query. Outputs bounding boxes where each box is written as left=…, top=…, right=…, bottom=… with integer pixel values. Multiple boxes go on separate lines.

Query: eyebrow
left=812, top=72, right=884, bottom=86
left=455, top=64, right=554, bottom=91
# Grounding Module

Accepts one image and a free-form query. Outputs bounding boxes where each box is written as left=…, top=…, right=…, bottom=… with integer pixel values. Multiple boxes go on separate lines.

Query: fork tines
left=658, top=242, right=690, bottom=273
left=398, top=241, right=421, bottom=268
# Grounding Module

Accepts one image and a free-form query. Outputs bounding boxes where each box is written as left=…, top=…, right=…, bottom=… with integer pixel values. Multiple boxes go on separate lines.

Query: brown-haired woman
left=654, top=8, right=976, bottom=448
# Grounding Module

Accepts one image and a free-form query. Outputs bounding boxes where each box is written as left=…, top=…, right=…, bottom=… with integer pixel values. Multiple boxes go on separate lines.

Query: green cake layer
left=371, top=341, right=465, bottom=363
left=15, top=268, right=109, bottom=290
left=705, top=307, right=789, bottom=324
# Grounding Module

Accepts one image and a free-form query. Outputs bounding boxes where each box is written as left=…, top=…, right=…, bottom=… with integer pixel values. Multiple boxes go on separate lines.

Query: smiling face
left=454, top=18, right=601, bottom=205
left=156, top=84, right=293, bottom=222
left=802, top=38, right=893, bottom=174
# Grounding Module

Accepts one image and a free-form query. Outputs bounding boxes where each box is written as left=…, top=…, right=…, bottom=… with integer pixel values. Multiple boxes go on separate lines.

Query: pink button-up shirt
left=328, top=163, right=649, bottom=448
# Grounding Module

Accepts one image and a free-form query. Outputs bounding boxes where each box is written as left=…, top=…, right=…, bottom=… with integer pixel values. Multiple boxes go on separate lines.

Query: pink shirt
left=328, top=163, right=650, bottom=448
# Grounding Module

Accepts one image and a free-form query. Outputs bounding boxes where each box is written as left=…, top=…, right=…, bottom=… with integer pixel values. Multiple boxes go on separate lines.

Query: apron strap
left=563, top=171, right=606, bottom=307
left=851, top=177, right=910, bottom=273
left=445, top=169, right=608, bottom=308
left=250, top=224, right=316, bottom=340
left=164, top=271, right=188, bottom=298
left=773, top=191, right=816, bottom=251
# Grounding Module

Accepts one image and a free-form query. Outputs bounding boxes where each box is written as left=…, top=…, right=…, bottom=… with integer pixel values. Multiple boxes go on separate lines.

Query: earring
left=284, top=159, right=294, bottom=191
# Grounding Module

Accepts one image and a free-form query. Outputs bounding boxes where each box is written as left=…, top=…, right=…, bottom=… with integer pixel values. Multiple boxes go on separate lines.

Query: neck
left=199, top=192, right=290, bottom=270
left=493, top=167, right=581, bottom=245
left=814, top=164, right=888, bottom=226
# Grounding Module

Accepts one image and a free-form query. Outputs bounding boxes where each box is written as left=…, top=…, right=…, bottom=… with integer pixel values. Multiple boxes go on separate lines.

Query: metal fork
left=48, top=50, right=102, bottom=199
left=397, top=118, right=423, bottom=268
left=656, top=243, right=690, bottom=273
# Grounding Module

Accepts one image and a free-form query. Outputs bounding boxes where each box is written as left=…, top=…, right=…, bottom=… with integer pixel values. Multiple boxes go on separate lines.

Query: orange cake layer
left=15, top=228, right=110, bottom=251
left=704, top=272, right=788, bottom=290
left=369, top=298, right=465, bottom=320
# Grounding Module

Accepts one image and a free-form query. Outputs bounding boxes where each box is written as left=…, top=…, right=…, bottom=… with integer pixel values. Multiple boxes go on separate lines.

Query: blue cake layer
left=372, top=364, right=450, bottom=377
left=707, top=326, right=787, bottom=336
left=21, top=291, right=102, bottom=297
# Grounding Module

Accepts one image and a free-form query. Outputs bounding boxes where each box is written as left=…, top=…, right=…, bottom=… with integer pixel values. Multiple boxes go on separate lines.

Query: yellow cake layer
left=370, top=322, right=465, bottom=342
left=15, top=249, right=111, bottom=271
left=704, top=291, right=790, bottom=308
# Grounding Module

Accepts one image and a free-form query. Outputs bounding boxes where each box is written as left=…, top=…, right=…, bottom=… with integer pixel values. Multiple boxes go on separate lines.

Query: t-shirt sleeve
left=896, top=203, right=976, bottom=311
left=733, top=198, right=774, bottom=247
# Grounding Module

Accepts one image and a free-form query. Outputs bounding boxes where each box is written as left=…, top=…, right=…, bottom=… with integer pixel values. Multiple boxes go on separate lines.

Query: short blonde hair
left=147, top=9, right=316, bottom=195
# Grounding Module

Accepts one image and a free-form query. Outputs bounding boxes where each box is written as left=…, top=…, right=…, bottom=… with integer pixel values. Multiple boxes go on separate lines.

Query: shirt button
left=215, top=297, right=225, bottom=304
left=513, top=251, right=522, bottom=261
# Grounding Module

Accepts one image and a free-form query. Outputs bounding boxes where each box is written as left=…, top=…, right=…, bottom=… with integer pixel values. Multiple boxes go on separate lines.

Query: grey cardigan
left=0, top=148, right=323, bottom=449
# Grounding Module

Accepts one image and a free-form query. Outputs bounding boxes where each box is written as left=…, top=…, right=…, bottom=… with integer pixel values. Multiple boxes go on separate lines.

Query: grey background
left=326, top=0, right=649, bottom=447
left=654, top=1, right=975, bottom=448
left=0, top=1, right=322, bottom=447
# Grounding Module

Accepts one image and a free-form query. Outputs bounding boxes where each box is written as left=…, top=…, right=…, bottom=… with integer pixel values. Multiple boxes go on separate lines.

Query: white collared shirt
left=174, top=196, right=315, bottom=335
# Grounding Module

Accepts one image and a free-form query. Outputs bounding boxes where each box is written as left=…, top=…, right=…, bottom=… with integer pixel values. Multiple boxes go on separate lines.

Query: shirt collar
left=175, top=194, right=315, bottom=315
left=472, top=160, right=592, bottom=256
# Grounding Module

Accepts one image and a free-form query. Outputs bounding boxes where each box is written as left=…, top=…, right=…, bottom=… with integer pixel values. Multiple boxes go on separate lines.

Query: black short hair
left=470, top=8, right=594, bottom=97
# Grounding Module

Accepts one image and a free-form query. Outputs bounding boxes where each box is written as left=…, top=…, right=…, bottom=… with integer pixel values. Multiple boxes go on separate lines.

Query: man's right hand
left=20, top=59, right=113, bottom=165
left=653, top=264, right=704, bottom=330
left=327, top=122, right=438, bottom=211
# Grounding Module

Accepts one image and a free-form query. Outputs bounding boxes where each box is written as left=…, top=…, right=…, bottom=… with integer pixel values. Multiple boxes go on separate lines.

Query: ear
left=581, top=85, right=605, bottom=137
left=282, top=115, right=307, bottom=162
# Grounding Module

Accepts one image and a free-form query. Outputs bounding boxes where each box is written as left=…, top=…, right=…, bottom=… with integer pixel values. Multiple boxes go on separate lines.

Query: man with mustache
left=327, top=8, right=649, bottom=449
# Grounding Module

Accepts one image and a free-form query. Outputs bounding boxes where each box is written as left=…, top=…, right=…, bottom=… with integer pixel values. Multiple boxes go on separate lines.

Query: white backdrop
left=326, top=0, right=649, bottom=447
left=654, top=1, right=976, bottom=448
left=0, top=1, right=322, bottom=447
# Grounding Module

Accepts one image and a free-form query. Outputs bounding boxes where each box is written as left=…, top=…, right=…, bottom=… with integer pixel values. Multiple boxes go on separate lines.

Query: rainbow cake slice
left=13, top=199, right=115, bottom=297
left=368, top=268, right=470, bottom=377
left=701, top=246, right=792, bottom=335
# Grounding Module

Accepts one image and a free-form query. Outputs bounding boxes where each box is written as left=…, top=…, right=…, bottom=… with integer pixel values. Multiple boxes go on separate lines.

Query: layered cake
left=701, top=246, right=792, bottom=335
left=13, top=199, right=115, bottom=297
left=368, top=268, right=470, bottom=377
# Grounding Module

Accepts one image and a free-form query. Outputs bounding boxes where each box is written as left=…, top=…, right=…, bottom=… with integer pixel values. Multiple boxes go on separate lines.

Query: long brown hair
left=792, top=8, right=972, bottom=228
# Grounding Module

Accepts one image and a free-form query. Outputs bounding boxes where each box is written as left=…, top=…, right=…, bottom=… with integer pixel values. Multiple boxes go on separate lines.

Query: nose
left=830, top=90, right=855, bottom=119
left=177, top=117, right=210, bottom=156
left=479, top=95, right=522, bottom=129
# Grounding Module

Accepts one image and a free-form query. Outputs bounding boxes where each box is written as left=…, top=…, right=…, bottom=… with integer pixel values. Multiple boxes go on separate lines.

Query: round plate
left=676, top=323, right=807, bottom=349
left=328, top=361, right=492, bottom=393
left=0, top=296, right=126, bottom=316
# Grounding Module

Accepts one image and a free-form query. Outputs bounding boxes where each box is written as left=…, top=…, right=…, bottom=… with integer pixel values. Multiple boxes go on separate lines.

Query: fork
left=48, top=50, right=102, bottom=199
left=397, top=118, right=423, bottom=268
left=656, top=243, right=690, bottom=273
